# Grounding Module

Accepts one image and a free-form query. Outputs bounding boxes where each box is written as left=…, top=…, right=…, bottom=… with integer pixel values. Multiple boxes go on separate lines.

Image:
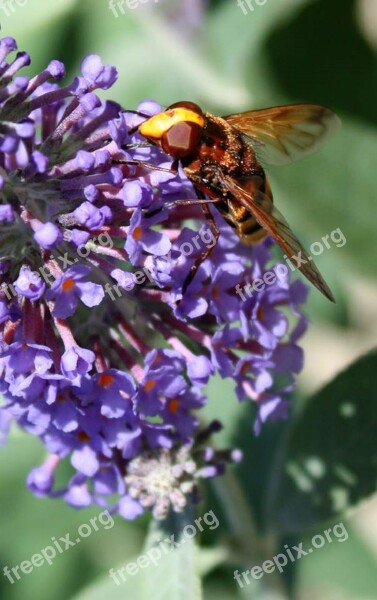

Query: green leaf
left=196, top=546, right=228, bottom=576
left=268, top=349, right=377, bottom=533
left=299, top=523, right=377, bottom=599
left=70, top=561, right=144, bottom=600
left=143, top=508, right=203, bottom=600
left=203, top=581, right=239, bottom=600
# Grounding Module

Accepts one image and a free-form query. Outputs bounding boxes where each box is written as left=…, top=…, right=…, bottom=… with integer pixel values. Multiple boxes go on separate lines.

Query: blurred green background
left=1, top=0, right=377, bottom=599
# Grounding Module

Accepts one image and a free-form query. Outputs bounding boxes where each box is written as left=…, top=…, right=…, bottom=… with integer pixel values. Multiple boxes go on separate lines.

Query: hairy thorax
left=182, top=113, right=260, bottom=198
left=180, top=113, right=271, bottom=244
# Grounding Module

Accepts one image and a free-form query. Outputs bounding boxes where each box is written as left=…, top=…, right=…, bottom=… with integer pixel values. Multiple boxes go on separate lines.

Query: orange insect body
left=139, top=101, right=340, bottom=302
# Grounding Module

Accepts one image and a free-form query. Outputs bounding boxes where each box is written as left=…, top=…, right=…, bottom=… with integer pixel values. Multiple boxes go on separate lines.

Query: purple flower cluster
left=0, top=38, right=308, bottom=519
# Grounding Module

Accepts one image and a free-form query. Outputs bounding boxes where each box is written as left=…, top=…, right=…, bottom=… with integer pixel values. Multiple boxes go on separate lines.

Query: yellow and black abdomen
left=220, top=173, right=273, bottom=245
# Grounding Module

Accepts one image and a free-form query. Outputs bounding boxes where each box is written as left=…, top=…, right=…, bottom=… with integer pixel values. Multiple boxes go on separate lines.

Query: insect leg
left=114, top=159, right=175, bottom=173
left=146, top=195, right=220, bottom=219
left=181, top=193, right=220, bottom=295
left=165, top=197, right=220, bottom=208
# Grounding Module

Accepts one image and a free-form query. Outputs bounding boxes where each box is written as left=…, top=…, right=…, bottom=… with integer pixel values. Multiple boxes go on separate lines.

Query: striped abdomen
left=218, top=173, right=273, bottom=244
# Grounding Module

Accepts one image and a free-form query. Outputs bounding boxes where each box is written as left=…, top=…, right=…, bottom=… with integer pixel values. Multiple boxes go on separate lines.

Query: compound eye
left=161, top=121, right=202, bottom=159
left=166, top=101, right=203, bottom=116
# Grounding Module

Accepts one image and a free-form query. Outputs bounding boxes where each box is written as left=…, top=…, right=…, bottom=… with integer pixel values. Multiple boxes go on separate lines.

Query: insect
left=136, top=101, right=340, bottom=301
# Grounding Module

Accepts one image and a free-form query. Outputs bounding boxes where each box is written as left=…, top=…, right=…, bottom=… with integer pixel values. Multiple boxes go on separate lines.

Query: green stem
left=213, top=469, right=289, bottom=599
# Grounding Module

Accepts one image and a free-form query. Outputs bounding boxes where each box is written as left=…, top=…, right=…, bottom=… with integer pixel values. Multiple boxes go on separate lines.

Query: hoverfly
left=134, top=101, right=340, bottom=301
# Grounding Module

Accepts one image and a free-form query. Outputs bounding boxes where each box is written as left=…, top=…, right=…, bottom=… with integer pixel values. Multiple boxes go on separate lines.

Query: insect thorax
left=182, top=115, right=259, bottom=196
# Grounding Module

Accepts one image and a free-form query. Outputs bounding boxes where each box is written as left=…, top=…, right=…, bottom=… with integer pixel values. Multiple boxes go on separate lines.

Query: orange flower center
left=241, top=362, right=251, bottom=375
left=77, top=431, right=90, bottom=443
left=168, top=398, right=180, bottom=414
left=62, top=278, right=75, bottom=292
left=98, top=373, right=115, bottom=388
left=143, top=379, right=156, bottom=392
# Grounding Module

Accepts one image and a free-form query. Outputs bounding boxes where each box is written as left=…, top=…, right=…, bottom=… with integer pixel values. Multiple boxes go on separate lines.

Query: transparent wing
left=221, top=173, right=335, bottom=302
left=223, top=104, right=340, bottom=166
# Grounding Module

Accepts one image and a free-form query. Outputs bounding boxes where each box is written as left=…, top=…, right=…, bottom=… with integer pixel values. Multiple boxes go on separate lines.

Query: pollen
left=62, top=278, right=75, bottom=292
left=98, top=373, right=115, bottom=388
left=133, top=226, right=142, bottom=240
